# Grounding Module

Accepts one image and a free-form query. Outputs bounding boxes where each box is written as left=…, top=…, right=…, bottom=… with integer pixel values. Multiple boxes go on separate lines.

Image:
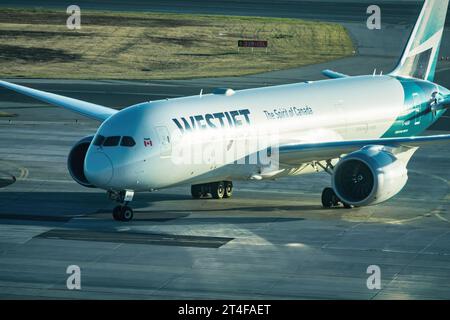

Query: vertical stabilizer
left=390, top=0, right=449, bottom=81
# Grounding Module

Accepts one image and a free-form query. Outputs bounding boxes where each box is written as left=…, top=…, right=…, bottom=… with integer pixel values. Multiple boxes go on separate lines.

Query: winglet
left=322, top=69, right=349, bottom=79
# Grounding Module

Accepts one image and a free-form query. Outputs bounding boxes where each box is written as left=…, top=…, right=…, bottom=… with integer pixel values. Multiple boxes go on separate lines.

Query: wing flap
left=279, top=134, right=450, bottom=165
left=0, top=80, right=117, bottom=122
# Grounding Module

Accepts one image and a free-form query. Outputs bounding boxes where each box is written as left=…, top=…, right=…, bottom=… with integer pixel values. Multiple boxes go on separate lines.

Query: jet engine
left=332, top=146, right=408, bottom=207
left=67, top=136, right=96, bottom=188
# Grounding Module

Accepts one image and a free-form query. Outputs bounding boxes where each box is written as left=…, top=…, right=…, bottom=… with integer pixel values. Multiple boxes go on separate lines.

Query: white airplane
left=1, top=0, right=450, bottom=222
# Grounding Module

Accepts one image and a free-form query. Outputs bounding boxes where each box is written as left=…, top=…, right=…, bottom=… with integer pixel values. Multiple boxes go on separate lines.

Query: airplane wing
left=0, top=80, right=117, bottom=122
left=278, top=134, right=450, bottom=165
left=322, top=69, right=349, bottom=79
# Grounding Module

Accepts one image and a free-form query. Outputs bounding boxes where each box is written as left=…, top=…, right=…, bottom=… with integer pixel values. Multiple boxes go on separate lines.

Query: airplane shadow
left=0, top=191, right=310, bottom=226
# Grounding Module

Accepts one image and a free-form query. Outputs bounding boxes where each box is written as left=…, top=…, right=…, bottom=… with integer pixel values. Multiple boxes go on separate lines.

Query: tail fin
left=390, top=0, right=449, bottom=82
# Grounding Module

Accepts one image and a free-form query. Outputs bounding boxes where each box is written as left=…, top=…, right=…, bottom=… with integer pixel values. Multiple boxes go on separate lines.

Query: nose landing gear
left=108, top=190, right=135, bottom=221
left=112, top=205, right=134, bottom=221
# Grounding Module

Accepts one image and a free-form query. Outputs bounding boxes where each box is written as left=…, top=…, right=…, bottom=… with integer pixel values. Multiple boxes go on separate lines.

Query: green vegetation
left=0, top=111, right=17, bottom=117
left=0, top=8, right=354, bottom=79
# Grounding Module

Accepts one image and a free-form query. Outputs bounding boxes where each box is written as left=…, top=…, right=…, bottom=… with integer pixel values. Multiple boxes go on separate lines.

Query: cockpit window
left=121, top=136, right=136, bottom=147
left=93, top=135, right=105, bottom=146
left=103, top=136, right=121, bottom=147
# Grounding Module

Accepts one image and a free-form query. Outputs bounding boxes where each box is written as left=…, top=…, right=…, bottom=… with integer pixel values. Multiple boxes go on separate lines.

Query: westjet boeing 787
left=1, top=0, right=450, bottom=221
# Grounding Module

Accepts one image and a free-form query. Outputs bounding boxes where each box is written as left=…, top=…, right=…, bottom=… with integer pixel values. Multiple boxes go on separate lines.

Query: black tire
left=343, top=202, right=353, bottom=209
left=191, top=184, right=202, bottom=199
left=321, top=187, right=336, bottom=208
left=120, top=206, right=134, bottom=222
left=211, top=181, right=225, bottom=199
left=112, top=206, right=122, bottom=221
left=224, top=181, right=233, bottom=198
left=332, top=194, right=340, bottom=207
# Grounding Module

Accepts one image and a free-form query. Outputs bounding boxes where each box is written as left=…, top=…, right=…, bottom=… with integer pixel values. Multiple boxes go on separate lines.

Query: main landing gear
left=108, top=190, right=135, bottom=221
left=191, top=181, right=233, bottom=199
left=321, top=187, right=352, bottom=209
left=316, top=160, right=352, bottom=209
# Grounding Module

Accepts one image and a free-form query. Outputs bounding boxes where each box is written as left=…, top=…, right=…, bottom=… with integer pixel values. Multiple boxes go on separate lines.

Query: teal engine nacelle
left=332, top=146, right=408, bottom=206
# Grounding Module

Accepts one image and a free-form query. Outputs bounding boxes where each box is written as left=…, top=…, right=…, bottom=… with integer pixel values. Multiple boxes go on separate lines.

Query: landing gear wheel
left=112, top=206, right=122, bottom=221
left=321, top=187, right=339, bottom=208
left=211, top=181, right=225, bottom=199
left=112, top=205, right=134, bottom=221
left=191, top=185, right=202, bottom=199
left=343, top=202, right=353, bottom=209
left=224, top=181, right=233, bottom=198
left=120, top=206, right=134, bottom=222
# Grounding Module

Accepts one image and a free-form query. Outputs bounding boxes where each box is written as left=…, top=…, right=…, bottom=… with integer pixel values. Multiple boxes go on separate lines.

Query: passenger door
left=155, top=126, right=172, bottom=157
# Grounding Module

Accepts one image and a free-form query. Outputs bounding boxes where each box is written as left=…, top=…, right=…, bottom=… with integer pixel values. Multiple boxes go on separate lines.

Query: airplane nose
left=84, top=151, right=113, bottom=187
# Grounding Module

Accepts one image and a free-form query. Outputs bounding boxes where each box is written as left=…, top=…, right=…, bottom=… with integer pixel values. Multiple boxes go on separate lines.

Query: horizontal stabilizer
left=437, top=94, right=450, bottom=110
left=322, top=69, right=349, bottom=79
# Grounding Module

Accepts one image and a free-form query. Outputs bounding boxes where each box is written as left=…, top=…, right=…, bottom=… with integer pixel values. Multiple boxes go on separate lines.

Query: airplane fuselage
left=85, top=75, right=448, bottom=192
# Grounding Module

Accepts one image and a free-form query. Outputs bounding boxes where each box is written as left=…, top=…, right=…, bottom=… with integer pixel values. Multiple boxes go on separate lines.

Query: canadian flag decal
left=144, top=138, right=152, bottom=147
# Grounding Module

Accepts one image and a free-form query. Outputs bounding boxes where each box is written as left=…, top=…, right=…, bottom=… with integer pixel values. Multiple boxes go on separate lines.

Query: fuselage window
left=93, top=135, right=105, bottom=146
left=103, top=136, right=121, bottom=147
left=121, top=136, right=136, bottom=147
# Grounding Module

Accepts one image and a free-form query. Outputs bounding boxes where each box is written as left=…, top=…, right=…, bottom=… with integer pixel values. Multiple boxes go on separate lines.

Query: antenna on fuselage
left=200, top=89, right=203, bottom=98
